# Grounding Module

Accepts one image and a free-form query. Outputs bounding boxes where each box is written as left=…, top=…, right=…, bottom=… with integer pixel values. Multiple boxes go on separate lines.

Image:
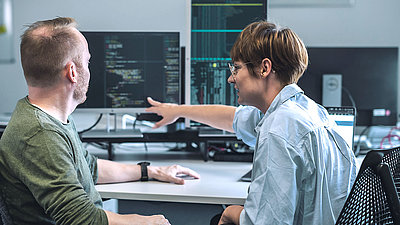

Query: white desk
left=96, top=160, right=251, bottom=205
left=92, top=144, right=366, bottom=225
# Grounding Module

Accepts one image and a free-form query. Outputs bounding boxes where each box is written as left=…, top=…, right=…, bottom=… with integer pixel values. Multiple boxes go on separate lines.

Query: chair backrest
left=0, top=193, right=12, bottom=225
left=336, top=147, right=400, bottom=225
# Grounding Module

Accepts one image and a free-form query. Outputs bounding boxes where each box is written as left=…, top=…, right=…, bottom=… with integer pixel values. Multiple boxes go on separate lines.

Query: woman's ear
left=260, top=58, right=272, bottom=77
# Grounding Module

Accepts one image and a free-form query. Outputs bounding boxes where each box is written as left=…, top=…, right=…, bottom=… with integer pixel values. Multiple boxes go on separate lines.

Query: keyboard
left=213, top=151, right=253, bottom=162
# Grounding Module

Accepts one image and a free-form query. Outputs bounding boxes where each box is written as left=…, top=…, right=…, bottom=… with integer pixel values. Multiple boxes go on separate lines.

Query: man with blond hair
left=0, top=17, right=199, bottom=225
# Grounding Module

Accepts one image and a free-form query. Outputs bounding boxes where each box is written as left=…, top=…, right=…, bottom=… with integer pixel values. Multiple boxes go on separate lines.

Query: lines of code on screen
left=80, top=32, right=180, bottom=109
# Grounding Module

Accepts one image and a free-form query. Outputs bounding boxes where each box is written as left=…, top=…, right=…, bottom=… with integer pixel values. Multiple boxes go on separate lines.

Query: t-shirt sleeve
left=15, top=130, right=108, bottom=225
left=82, top=145, right=100, bottom=184
left=69, top=115, right=100, bottom=184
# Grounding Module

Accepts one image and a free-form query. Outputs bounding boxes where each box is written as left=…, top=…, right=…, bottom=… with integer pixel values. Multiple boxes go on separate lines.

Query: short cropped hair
left=230, top=21, right=308, bottom=85
left=20, top=17, right=82, bottom=87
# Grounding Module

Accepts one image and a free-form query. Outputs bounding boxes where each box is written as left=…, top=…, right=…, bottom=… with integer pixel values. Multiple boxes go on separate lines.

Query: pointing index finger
left=147, top=97, right=161, bottom=106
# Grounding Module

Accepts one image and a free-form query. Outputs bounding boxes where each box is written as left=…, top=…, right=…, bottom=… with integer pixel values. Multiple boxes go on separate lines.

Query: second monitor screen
left=80, top=31, right=180, bottom=109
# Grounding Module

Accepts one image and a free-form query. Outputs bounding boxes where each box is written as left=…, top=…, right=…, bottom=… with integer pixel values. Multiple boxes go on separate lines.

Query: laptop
left=240, top=106, right=356, bottom=182
left=325, top=106, right=356, bottom=151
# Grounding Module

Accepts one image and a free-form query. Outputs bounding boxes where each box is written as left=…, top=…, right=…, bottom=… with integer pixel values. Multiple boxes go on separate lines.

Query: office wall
left=0, top=0, right=399, bottom=118
left=269, top=0, right=400, bottom=47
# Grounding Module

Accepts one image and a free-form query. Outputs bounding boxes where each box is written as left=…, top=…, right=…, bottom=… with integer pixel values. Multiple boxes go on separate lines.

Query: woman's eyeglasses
left=227, top=62, right=252, bottom=80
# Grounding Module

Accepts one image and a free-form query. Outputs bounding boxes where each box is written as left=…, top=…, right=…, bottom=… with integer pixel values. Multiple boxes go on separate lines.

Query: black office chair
left=336, top=147, right=400, bottom=225
left=0, top=193, right=13, bottom=225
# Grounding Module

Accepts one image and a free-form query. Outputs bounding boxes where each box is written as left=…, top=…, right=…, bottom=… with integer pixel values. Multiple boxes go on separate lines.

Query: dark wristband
left=137, top=161, right=150, bottom=181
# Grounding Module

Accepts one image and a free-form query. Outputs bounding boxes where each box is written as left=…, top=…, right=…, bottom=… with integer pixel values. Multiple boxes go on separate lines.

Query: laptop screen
left=326, top=107, right=356, bottom=151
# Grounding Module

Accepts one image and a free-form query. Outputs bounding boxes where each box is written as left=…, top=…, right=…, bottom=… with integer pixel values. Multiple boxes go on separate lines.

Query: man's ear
left=66, top=62, right=77, bottom=83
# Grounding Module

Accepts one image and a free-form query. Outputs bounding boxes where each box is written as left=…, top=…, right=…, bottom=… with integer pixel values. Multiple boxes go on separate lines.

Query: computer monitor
left=190, top=0, right=267, bottom=126
left=298, top=47, right=398, bottom=126
left=76, top=31, right=181, bottom=114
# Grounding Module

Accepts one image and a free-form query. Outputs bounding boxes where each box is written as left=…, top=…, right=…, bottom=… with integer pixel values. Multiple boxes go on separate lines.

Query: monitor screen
left=190, top=0, right=267, bottom=127
left=190, top=0, right=267, bottom=107
left=298, top=47, right=398, bottom=126
left=77, top=31, right=181, bottom=114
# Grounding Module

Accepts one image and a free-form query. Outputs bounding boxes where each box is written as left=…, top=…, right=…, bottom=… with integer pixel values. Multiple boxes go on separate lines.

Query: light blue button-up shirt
left=233, top=84, right=357, bottom=225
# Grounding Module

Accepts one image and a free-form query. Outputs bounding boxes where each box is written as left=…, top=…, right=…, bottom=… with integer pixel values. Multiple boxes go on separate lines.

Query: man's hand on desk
left=148, top=165, right=200, bottom=185
left=97, top=159, right=199, bottom=185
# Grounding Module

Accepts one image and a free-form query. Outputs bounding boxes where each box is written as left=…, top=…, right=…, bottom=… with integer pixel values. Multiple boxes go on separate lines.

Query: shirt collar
left=255, top=83, right=304, bottom=132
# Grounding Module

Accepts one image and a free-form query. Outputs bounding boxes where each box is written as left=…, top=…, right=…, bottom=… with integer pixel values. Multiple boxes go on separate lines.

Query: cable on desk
left=342, top=86, right=358, bottom=127
left=78, top=113, right=103, bottom=135
left=132, top=114, right=138, bottom=130
left=355, top=126, right=371, bottom=156
left=342, top=86, right=357, bottom=112
left=380, top=126, right=400, bottom=149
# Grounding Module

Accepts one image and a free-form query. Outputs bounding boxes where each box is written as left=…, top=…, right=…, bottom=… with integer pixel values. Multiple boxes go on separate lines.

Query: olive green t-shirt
left=0, top=97, right=108, bottom=225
